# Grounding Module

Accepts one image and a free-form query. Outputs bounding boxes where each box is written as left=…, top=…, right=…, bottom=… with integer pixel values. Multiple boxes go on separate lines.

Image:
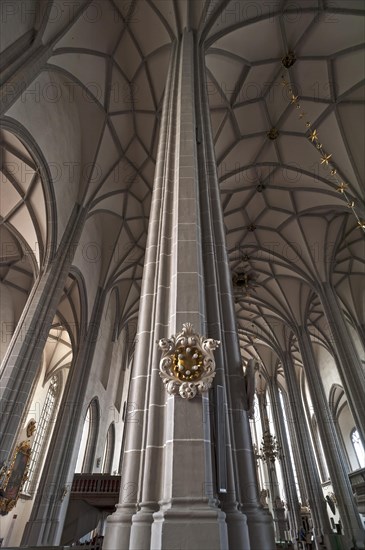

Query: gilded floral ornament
left=309, top=129, right=318, bottom=142
left=320, top=153, right=332, bottom=165
left=336, top=182, right=348, bottom=193
left=157, top=323, right=220, bottom=399
left=281, top=60, right=364, bottom=233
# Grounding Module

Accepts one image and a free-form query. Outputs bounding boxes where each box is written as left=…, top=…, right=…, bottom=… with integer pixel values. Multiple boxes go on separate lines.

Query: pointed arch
left=76, top=397, right=100, bottom=473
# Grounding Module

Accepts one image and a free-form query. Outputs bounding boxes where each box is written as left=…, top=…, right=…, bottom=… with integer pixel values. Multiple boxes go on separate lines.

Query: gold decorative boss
left=157, top=323, right=220, bottom=399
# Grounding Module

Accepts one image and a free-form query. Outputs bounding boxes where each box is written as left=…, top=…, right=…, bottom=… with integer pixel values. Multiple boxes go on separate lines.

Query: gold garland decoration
left=280, top=66, right=365, bottom=234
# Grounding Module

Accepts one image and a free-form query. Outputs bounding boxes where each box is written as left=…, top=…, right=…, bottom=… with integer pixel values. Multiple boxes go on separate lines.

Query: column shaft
left=257, top=393, right=284, bottom=541
left=196, top=32, right=275, bottom=550
left=104, top=36, right=180, bottom=550
left=194, top=33, right=275, bottom=550
left=268, top=378, right=301, bottom=541
left=104, top=30, right=227, bottom=550
left=21, top=287, right=105, bottom=546
left=281, top=351, right=333, bottom=546
left=297, top=327, right=364, bottom=549
left=0, top=205, right=85, bottom=464
left=104, top=27, right=275, bottom=550
left=319, top=283, right=365, bottom=446
left=282, top=391, right=308, bottom=507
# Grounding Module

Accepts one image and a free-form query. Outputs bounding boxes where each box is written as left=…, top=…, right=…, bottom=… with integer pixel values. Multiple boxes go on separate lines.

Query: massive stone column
left=103, top=29, right=275, bottom=550
left=319, top=283, right=365, bottom=447
left=297, top=327, right=365, bottom=549
left=0, top=205, right=85, bottom=465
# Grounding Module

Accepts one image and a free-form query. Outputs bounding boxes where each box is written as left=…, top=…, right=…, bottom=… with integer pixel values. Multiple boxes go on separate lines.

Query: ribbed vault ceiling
left=1, top=0, right=364, bottom=366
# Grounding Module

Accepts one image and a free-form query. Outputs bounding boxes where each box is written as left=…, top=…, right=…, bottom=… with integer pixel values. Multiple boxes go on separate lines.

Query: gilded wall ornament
left=157, top=323, right=220, bottom=399
left=0, top=441, right=31, bottom=515
left=26, top=419, right=36, bottom=437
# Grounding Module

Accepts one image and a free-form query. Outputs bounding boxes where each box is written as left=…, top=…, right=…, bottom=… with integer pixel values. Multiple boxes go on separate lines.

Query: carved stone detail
left=157, top=323, right=220, bottom=399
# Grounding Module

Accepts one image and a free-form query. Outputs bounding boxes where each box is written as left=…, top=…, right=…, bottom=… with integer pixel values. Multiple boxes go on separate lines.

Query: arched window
left=75, top=398, right=100, bottom=473
left=102, top=423, right=116, bottom=474
left=23, top=375, right=60, bottom=494
left=351, top=429, right=365, bottom=468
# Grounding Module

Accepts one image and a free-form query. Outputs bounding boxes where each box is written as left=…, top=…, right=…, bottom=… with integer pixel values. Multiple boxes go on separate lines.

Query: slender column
left=282, top=391, right=308, bottom=508
left=297, top=327, right=365, bottom=549
left=268, top=378, right=301, bottom=542
left=257, top=392, right=284, bottom=541
left=195, top=34, right=275, bottom=550
left=104, top=36, right=179, bottom=550
left=21, top=287, right=105, bottom=546
left=319, top=283, right=365, bottom=446
left=281, top=352, right=335, bottom=549
left=0, top=205, right=85, bottom=464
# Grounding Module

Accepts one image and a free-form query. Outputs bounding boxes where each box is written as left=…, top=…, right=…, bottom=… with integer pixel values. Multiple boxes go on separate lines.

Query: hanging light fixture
left=258, top=429, right=281, bottom=462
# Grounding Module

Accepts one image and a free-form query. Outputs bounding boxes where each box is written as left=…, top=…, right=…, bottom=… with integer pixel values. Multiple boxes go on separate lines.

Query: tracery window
left=351, top=429, right=365, bottom=468
left=23, top=375, right=60, bottom=494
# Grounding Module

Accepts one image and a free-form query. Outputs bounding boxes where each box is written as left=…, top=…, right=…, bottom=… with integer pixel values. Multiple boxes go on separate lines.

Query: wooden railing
left=71, top=474, right=120, bottom=495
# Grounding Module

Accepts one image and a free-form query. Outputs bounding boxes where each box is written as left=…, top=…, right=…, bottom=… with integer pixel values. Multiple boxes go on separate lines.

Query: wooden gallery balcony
left=70, top=474, right=121, bottom=510
left=61, top=474, right=121, bottom=545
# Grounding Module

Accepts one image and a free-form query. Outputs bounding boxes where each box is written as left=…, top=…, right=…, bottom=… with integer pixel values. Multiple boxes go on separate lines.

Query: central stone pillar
left=147, top=29, right=227, bottom=550
left=103, top=29, right=275, bottom=550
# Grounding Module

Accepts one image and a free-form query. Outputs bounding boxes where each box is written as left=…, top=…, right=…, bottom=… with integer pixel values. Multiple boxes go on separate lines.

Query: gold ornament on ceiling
left=281, top=51, right=297, bottom=69
left=280, top=55, right=364, bottom=234
left=267, top=127, right=279, bottom=140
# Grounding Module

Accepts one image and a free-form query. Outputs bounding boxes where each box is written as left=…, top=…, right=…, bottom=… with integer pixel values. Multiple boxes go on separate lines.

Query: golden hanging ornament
left=280, top=64, right=364, bottom=234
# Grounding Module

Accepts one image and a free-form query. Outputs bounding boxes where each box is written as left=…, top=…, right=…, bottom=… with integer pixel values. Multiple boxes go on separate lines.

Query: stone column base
left=129, top=502, right=159, bottom=550
left=150, top=499, right=229, bottom=550
left=243, top=505, right=276, bottom=550
left=221, top=502, right=250, bottom=548
left=103, top=504, right=135, bottom=550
